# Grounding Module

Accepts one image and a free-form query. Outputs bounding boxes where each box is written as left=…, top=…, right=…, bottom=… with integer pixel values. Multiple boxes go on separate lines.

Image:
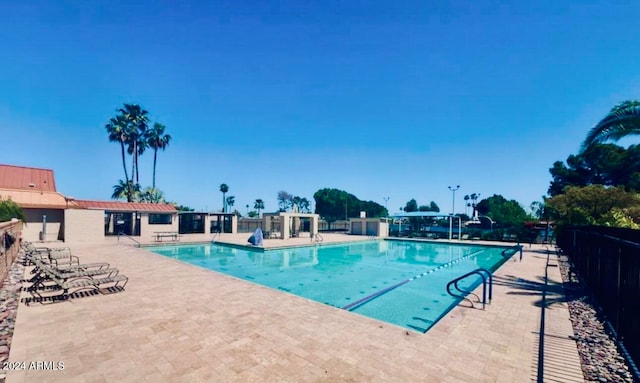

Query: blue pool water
left=149, top=240, right=510, bottom=332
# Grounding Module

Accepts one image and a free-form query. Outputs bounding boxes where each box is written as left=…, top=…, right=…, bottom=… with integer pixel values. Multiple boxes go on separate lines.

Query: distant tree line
left=313, top=188, right=386, bottom=225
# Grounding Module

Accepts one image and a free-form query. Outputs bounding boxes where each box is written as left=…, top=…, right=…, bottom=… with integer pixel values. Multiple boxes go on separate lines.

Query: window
left=148, top=214, right=172, bottom=225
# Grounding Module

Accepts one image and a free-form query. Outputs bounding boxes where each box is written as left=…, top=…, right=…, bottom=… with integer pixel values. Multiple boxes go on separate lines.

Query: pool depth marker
left=341, top=248, right=486, bottom=311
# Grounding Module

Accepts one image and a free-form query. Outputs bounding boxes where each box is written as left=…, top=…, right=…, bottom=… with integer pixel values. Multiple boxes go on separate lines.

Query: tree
left=476, top=194, right=528, bottom=227
left=138, top=187, right=165, bottom=203
left=298, top=197, right=311, bottom=213
left=226, top=196, right=235, bottom=212
left=546, top=185, right=640, bottom=228
left=146, top=122, right=172, bottom=188
left=529, top=199, right=547, bottom=220
left=314, top=188, right=385, bottom=225
left=582, top=100, right=640, bottom=151
left=463, top=195, right=470, bottom=215
left=111, top=180, right=140, bottom=201
left=254, top=199, right=265, bottom=216
left=106, top=114, right=132, bottom=199
left=277, top=191, right=293, bottom=211
left=219, top=184, right=229, bottom=212
left=469, top=193, right=480, bottom=218
left=549, top=144, right=640, bottom=195
left=119, top=104, right=150, bottom=184
left=404, top=199, right=418, bottom=212
left=0, top=198, right=26, bottom=222
left=314, top=188, right=356, bottom=223
left=418, top=201, right=439, bottom=212
left=105, top=103, right=151, bottom=201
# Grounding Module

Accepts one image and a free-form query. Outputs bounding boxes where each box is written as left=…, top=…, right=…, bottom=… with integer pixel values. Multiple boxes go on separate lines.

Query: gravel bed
left=558, top=254, right=637, bottom=383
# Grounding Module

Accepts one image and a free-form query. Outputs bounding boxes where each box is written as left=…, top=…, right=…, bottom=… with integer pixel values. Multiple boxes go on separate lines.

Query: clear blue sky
left=2, top=1, right=639, bottom=215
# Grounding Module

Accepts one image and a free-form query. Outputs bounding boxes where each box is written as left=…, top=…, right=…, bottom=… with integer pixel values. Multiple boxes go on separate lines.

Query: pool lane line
left=341, top=248, right=486, bottom=311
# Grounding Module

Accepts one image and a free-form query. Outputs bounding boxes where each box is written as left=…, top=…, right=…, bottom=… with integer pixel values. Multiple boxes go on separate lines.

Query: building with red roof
left=0, top=164, right=178, bottom=242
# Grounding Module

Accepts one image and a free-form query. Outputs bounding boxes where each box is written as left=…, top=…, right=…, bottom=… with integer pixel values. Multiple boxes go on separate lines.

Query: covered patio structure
left=262, top=212, right=319, bottom=240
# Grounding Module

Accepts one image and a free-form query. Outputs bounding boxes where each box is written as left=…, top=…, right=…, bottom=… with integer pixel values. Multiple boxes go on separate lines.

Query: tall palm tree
left=106, top=115, right=133, bottom=200
left=582, top=100, right=640, bottom=152
left=119, top=104, right=150, bottom=184
left=219, top=184, right=229, bottom=212
left=463, top=195, right=470, bottom=216
left=146, top=122, right=172, bottom=188
left=226, top=196, right=235, bottom=212
left=254, top=199, right=264, bottom=216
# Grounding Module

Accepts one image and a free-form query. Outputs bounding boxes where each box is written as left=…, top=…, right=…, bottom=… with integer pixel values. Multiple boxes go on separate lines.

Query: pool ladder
left=502, top=244, right=523, bottom=260
left=446, top=268, right=492, bottom=310
left=312, top=233, right=324, bottom=244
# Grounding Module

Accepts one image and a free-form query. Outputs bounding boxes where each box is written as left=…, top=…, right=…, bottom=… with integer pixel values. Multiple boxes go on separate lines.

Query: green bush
left=0, top=198, right=26, bottom=222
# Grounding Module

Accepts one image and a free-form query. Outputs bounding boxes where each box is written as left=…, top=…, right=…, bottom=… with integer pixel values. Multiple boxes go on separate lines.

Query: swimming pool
left=149, top=240, right=511, bottom=332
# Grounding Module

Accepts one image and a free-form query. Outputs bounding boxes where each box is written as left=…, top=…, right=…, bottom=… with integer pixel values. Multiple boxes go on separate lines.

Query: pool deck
left=7, top=234, right=584, bottom=382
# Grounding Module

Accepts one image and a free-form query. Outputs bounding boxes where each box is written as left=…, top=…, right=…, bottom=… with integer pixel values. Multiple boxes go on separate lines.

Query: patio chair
left=25, top=258, right=128, bottom=304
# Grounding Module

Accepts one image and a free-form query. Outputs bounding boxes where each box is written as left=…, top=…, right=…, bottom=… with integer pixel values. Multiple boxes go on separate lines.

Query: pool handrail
left=211, top=231, right=220, bottom=244
left=117, top=231, right=141, bottom=248
left=446, top=268, right=492, bottom=310
left=502, top=244, right=523, bottom=260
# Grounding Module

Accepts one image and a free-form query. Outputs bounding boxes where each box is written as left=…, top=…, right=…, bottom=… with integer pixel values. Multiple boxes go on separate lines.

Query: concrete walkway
left=7, top=236, right=584, bottom=382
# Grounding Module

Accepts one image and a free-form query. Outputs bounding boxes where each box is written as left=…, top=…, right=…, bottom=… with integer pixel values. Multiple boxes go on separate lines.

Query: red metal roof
left=0, top=164, right=57, bottom=192
left=74, top=199, right=177, bottom=213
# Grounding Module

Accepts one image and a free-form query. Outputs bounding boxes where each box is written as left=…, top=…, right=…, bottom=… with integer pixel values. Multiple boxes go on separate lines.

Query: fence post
left=616, top=244, right=622, bottom=336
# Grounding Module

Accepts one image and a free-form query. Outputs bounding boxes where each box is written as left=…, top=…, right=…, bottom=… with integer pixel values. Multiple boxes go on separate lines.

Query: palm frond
left=581, top=101, right=640, bottom=152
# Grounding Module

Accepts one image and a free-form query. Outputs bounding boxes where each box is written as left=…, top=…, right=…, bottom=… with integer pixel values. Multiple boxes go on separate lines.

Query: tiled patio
left=7, top=235, right=584, bottom=382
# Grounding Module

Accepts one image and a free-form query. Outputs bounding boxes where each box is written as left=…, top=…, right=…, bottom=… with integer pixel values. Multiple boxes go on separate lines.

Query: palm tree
left=119, top=104, right=150, bottom=184
left=226, top=196, right=235, bottom=212
left=146, top=122, right=172, bottom=188
left=299, top=197, right=311, bottom=213
left=582, top=100, right=640, bottom=152
left=219, top=184, right=229, bottom=212
left=469, top=193, right=480, bottom=218
left=463, top=195, right=470, bottom=216
left=106, top=115, right=131, bottom=192
left=138, top=187, right=165, bottom=203
left=112, top=180, right=140, bottom=201
left=277, top=190, right=292, bottom=211
left=254, top=199, right=264, bottom=216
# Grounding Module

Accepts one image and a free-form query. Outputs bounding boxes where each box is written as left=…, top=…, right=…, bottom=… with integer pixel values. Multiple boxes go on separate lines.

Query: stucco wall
left=349, top=218, right=389, bottom=237
left=140, top=212, right=178, bottom=240
left=22, top=208, right=64, bottom=242
left=64, top=209, right=105, bottom=243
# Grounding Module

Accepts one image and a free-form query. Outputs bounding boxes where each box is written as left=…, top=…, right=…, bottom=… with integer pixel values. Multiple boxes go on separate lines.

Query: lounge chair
left=23, top=249, right=129, bottom=304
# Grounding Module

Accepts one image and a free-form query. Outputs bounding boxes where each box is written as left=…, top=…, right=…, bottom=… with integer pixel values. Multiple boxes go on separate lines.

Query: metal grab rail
left=502, top=244, right=523, bottom=260
left=446, top=268, right=492, bottom=309
left=211, top=231, right=220, bottom=244
left=117, top=232, right=141, bottom=247
left=312, top=233, right=324, bottom=243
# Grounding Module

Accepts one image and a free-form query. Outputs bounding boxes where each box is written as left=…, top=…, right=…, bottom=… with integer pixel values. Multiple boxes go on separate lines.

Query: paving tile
left=6, top=236, right=584, bottom=382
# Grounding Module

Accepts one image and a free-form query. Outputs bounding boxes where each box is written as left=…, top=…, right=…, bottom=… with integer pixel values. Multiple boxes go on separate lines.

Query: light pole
left=448, top=185, right=460, bottom=240
left=383, top=197, right=389, bottom=216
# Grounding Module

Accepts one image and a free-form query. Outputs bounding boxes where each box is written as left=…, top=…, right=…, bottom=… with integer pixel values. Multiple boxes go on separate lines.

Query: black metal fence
left=237, top=219, right=263, bottom=233
left=557, top=226, right=640, bottom=374
left=318, top=221, right=348, bottom=232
